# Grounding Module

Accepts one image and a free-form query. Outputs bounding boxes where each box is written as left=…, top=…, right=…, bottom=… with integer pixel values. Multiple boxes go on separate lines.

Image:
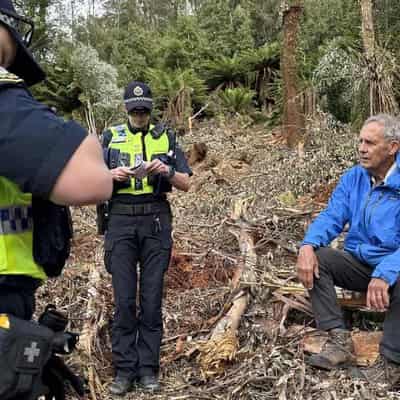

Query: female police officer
left=102, top=81, right=192, bottom=394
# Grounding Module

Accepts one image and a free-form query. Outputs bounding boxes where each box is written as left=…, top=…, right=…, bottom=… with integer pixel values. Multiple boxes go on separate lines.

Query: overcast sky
left=48, top=0, right=105, bottom=28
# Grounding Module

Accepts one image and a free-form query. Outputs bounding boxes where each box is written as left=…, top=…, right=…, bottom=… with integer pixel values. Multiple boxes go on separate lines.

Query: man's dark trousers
left=310, top=247, right=400, bottom=363
left=104, top=209, right=172, bottom=379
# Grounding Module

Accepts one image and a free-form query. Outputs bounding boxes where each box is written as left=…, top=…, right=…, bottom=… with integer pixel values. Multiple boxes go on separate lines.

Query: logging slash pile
left=36, top=115, right=400, bottom=399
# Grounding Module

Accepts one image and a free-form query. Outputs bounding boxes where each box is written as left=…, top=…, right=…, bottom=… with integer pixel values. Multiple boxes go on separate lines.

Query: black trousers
left=310, top=247, right=400, bottom=363
left=0, top=286, right=36, bottom=320
left=104, top=210, right=172, bottom=378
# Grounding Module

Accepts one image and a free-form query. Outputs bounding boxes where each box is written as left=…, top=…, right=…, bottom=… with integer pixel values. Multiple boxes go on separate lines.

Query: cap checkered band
left=124, top=97, right=153, bottom=104
left=0, top=11, right=19, bottom=31
left=0, top=205, right=33, bottom=235
left=0, top=11, right=33, bottom=47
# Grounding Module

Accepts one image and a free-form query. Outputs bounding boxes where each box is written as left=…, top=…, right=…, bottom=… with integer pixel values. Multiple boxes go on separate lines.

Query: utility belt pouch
left=32, top=197, right=73, bottom=277
left=96, top=202, right=109, bottom=235
left=0, top=314, right=54, bottom=400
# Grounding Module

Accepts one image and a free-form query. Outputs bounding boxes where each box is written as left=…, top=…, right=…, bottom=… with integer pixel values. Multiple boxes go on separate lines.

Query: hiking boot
left=354, top=355, right=400, bottom=388
left=307, top=328, right=356, bottom=370
left=139, top=374, right=160, bottom=391
left=109, top=375, right=135, bottom=396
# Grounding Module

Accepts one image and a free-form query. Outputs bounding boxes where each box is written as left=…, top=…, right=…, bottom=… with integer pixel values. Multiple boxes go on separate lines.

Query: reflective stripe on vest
left=108, top=124, right=170, bottom=196
left=0, top=177, right=46, bottom=280
left=0, top=205, right=33, bottom=235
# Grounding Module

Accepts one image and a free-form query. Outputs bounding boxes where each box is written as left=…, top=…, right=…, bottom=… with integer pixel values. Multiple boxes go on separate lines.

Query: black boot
left=109, top=375, right=135, bottom=396
left=139, top=375, right=160, bottom=391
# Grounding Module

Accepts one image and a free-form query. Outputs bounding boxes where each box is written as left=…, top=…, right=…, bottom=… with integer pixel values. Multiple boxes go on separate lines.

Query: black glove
left=42, top=355, right=85, bottom=400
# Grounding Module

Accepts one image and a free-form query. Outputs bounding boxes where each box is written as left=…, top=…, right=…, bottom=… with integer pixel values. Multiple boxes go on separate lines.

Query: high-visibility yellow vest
left=108, top=124, right=170, bottom=195
left=0, top=177, right=46, bottom=280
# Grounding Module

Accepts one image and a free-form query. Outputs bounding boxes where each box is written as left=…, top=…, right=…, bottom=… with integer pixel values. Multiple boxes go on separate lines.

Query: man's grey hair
left=364, top=114, right=400, bottom=142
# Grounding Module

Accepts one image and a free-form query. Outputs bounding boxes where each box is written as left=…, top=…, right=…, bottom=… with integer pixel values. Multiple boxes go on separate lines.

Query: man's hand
left=297, top=245, right=320, bottom=290
left=367, top=278, right=390, bottom=311
left=111, top=167, right=131, bottom=182
left=146, top=159, right=170, bottom=176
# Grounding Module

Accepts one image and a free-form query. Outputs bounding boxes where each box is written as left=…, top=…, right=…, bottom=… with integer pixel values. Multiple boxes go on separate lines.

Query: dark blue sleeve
left=175, top=143, right=193, bottom=176
left=0, top=87, right=87, bottom=197
left=101, top=129, right=112, bottom=148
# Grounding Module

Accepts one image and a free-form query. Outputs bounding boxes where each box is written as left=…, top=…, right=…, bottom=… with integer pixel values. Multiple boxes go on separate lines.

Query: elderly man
left=297, top=114, right=400, bottom=381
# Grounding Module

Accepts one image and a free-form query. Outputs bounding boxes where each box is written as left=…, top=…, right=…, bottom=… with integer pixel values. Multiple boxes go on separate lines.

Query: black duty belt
left=110, top=202, right=170, bottom=216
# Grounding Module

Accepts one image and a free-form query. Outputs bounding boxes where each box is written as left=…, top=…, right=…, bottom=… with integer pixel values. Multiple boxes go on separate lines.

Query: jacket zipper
left=141, top=133, right=147, bottom=161
left=363, top=189, right=373, bottom=230
left=367, top=190, right=385, bottom=227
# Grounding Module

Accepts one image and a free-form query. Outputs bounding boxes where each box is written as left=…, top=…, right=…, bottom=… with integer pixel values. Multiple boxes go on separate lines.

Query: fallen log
left=198, top=197, right=257, bottom=378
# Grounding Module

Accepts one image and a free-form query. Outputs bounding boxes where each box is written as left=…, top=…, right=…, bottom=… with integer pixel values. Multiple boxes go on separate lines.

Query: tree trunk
left=360, top=0, right=376, bottom=61
left=281, top=2, right=304, bottom=148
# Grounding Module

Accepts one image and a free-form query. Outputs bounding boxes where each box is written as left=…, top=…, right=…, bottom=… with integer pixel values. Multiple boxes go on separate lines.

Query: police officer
left=102, top=81, right=192, bottom=394
left=0, top=0, right=112, bottom=332
left=0, top=1, right=112, bottom=398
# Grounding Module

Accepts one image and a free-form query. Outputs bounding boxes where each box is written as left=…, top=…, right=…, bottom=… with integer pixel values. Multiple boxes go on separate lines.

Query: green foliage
left=27, top=0, right=400, bottom=131
left=200, top=55, right=247, bottom=90
left=375, top=0, right=400, bottom=53
left=70, top=43, right=123, bottom=129
left=147, top=68, right=207, bottom=109
left=300, top=0, right=362, bottom=79
left=76, top=20, right=159, bottom=85
left=155, top=16, right=208, bottom=70
left=32, top=43, right=82, bottom=115
left=197, top=0, right=254, bottom=57
left=216, top=87, right=255, bottom=115
left=313, top=40, right=357, bottom=123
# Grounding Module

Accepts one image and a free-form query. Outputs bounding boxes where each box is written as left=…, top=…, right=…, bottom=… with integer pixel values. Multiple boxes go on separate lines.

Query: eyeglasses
left=0, top=11, right=34, bottom=47
left=129, top=109, right=150, bottom=116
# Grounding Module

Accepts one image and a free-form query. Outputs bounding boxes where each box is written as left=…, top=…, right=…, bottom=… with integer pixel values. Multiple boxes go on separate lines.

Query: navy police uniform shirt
left=0, top=70, right=87, bottom=197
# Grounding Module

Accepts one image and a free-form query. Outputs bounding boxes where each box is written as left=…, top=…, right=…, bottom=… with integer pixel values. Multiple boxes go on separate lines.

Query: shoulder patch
left=0, top=70, right=24, bottom=85
left=150, top=123, right=166, bottom=139
left=110, top=124, right=128, bottom=143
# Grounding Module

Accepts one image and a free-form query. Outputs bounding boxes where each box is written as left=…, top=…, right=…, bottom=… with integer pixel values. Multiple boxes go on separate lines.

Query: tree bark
left=281, top=2, right=304, bottom=148
left=360, top=0, right=376, bottom=61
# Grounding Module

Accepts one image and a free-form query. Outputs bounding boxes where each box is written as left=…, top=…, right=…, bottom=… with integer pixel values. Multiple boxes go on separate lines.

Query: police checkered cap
left=0, top=0, right=45, bottom=86
left=123, top=81, right=153, bottom=112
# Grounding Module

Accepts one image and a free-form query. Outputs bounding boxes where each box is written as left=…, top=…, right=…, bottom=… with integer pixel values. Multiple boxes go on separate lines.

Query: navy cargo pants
left=104, top=205, right=172, bottom=379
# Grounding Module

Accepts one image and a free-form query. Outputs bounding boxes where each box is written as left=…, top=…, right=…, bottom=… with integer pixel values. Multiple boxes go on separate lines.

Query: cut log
left=197, top=197, right=256, bottom=378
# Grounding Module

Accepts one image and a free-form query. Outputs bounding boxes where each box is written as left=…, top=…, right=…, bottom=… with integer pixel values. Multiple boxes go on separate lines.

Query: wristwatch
left=166, top=165, right=176, bottom=180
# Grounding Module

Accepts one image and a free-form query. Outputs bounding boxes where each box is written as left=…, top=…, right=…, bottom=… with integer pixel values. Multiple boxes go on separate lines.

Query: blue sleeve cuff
left=371, top=269, right=397, bottom=286
left=301, top=241, right=320, bottom=250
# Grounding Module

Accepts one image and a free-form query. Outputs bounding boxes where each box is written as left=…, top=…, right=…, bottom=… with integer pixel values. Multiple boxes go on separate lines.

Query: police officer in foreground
left=101, top=81, right=192, bottom=394
left=0, top=0, right=112, bottom=398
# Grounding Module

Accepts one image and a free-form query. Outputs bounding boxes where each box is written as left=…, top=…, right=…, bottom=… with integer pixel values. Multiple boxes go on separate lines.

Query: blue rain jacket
left=303, top=153, right=400, bottom=286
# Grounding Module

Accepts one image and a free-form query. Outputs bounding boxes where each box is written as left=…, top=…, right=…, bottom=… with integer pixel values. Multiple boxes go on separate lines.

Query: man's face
left=0, top=24, right=17, bottom=68
left=358, top=121, right=399, bottom=176
left=128, top=109, right=151, bottom=129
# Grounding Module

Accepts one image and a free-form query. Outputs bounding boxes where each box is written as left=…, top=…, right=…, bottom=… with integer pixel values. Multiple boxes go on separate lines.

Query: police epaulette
left=0, top=71, right=24, bottom=86
left=151, top=123, right=166, bottom=139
